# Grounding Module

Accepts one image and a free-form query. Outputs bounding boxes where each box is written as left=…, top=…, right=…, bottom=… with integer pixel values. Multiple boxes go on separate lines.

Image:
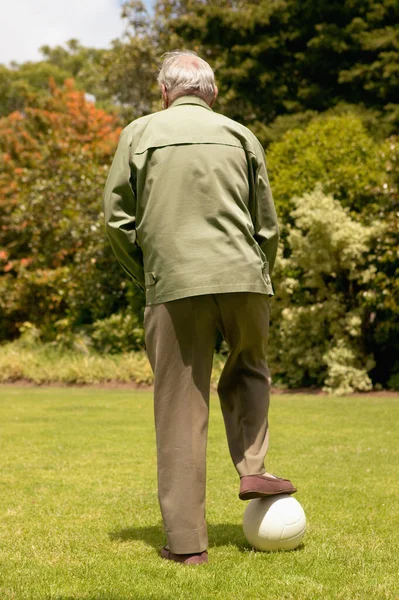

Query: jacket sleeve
left=250, top=143, right=279, bottom=275
left=102, top=128, right=145, bottom=290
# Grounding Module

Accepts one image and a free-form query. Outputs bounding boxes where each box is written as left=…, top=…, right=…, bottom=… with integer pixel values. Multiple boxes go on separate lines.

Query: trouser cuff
left=166, top=525, right=208, bottom=554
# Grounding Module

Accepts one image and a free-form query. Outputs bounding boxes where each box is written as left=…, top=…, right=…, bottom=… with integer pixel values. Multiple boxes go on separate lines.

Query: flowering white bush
left=322, top=341, right=373, bottom=395
left=269, top=187, right=378, bottom=393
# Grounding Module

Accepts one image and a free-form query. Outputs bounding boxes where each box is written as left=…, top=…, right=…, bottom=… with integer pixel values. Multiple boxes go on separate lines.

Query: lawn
left=0, top=387, right=397, bottom=600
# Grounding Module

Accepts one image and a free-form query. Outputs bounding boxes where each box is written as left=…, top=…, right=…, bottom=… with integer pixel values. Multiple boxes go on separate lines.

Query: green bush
left=267, top=113, right=390, bottom=217
left=91, top=312, right=145, bottom=353
left=268, top=186, right=377, bottom=392
left=322, top=341, right=373, bottom=396
left=0, top=81, right=128, bottom=341
left=387, top=372, right=399, bottom=392
left=0, top=341, right=153, bottom=385
left=266, top=116, right=398, bottom=390
left=0, top=338, right=225, bottom=386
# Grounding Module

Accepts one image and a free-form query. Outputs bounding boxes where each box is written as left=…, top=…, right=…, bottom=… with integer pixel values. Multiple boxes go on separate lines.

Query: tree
left=151, top=0, right=399, bottom=144
left=0, top=80, right=137, bottom=340
left=0, top=62, right=71, bottom=116
left=266, top=113, right=391, bottom=217
left=1, top=16, right=160, bottom=125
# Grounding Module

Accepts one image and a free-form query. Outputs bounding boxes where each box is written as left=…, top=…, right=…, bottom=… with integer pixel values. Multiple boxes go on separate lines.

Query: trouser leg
left=144, top=296, right=217, bottom=554
left=216, top=293, right=271, bottom=477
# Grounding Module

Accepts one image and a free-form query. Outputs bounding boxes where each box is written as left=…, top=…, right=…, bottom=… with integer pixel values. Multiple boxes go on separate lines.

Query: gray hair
left=158, top=50, right=216, bottom=103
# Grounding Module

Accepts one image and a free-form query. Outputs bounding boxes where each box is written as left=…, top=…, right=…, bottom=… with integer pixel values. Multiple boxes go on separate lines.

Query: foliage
left=91, top=312, right=145, bottom=353
left=363, top=137, right=399, bottom=385
left=0, top=339, right=226, bottom=386
left=267, top=116, right=398, bottom=389
left=0, top=3, right=398, bottom=392
left=0, top=342, right=153, bottom=385
left=268, top=187, right=377, bottom=392
left=0, top=80, right=135, bottom=339
left=0, top=40, right=119, bottom=118
left=151, top=0, right=399, bottom=143
left=41, top=34, right=160, bottom=122
left=0, top=62, right=72, bottom=117
left=267, top=113, right=391, bottom=216
left=0, top=34, right=159, bottom=123
left=388, top=371, right=399, bottom=391
left=322, top=341, right=373, bottom=395
left=5, top=0, right=398, bottom=140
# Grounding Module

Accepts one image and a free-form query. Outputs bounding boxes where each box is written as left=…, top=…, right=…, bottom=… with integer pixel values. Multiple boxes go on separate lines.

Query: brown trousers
left=144, top=292, right=271, bottom=554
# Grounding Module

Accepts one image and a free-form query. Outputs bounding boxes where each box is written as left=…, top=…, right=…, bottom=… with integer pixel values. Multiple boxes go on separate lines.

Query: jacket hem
left=145, top=282, right=273, bottom=306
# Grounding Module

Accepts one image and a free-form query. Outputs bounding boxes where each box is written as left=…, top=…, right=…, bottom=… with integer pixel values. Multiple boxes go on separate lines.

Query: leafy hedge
left=0, top=85, right=398, bottom=392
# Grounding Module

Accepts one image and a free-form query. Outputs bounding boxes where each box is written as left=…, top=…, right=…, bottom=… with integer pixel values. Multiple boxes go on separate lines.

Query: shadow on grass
left=110, top=522, right=248, bottom=551
left=109, top=522, right=306, bottom=555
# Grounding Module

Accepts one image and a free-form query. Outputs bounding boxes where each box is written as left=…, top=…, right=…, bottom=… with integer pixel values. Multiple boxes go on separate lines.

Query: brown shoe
left=239, top=474, right=297, bottom=500
left=160, top=546, right=208, bottom=565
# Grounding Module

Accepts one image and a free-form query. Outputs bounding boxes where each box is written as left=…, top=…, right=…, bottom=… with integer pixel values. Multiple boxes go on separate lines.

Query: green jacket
left=103, top=95, right=278, bottom=305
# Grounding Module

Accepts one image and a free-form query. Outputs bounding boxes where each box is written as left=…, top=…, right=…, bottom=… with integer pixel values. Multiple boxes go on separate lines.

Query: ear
left=161, top=84, right=169, bottom=109
left=210, top=85, right=218, bottom=107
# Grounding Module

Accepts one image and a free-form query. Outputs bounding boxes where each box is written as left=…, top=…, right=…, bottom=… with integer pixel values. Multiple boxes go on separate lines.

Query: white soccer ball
left=243, top=494, right=306, bottom=551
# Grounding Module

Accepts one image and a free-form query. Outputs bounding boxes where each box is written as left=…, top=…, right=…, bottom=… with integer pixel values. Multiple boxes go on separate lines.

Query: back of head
left=158, top=50, right=216, bottom=105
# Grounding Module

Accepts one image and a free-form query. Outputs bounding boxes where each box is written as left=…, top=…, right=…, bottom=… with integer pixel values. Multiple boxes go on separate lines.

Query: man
left=103, top=51, right=296, bottom=566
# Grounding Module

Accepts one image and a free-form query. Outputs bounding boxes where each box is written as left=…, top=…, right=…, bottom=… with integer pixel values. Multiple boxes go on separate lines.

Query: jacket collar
left=170, top=95, right=213, bottom=111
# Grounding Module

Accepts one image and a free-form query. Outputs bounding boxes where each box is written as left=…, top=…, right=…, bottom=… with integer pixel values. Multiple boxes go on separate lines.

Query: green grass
left=0, top=388, right=398, bottom=600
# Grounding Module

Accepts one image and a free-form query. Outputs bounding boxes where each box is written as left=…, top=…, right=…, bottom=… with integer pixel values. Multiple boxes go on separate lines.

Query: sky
left=0, top=0, right=152, bottom=66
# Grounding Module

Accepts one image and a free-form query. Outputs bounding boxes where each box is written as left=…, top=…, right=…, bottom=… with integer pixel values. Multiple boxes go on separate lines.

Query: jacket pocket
left=261, top=262, right=274, bottom=296
left=144, top=272, right=157, bottom=304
